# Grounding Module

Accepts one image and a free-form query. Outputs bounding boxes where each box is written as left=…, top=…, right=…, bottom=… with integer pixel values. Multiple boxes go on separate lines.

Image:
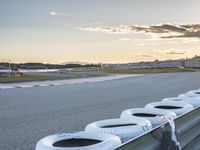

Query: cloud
left=49, top=11, right=71, bottom=16
left=138, top=54, right=155, bottom=57
left=79, top=25, right=131, bottom=34
left=137, top=53, right=158, bottom=58
left=157, top=49, right=189, bottom=55
left=64, top=24, right=74, bottom=28
left=119, top=38, right=131, bottom=41
left=79, top=23, right=200, bottom=39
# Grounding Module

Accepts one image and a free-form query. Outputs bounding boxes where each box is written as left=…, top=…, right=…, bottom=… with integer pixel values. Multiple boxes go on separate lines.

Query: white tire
left=35, top=132, right=121, bottom=150
left=145, top=101, right=193, bottom=116
left=120, top=108, right=177, bottom=127
left=85, top=118, right=152, bottom=143
left=185, top=90, right=200, bottom=98
left=163, top=96, right=200, bottom=107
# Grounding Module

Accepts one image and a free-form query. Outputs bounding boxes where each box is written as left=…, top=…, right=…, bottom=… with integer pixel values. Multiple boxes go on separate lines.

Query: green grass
left=72, top=67, right=100, bottom=71
left=101, top=68, right=197, bottom=74
left=0, top=68, right=197, bottom=83
left=0, top=75, right=81, bottom=83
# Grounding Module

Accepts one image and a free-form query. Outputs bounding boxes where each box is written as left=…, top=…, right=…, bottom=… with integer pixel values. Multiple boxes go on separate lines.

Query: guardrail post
left=162, top=127, right=180, bottom=150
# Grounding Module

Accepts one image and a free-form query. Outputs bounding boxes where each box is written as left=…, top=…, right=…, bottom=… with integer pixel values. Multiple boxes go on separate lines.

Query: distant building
left=102, top=58, right=200, bottom=69
left=0, top=69, right=23, bottom=77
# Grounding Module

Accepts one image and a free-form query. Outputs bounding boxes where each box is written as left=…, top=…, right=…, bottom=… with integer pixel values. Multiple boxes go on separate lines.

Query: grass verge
left=0, top=75, right=81, bottom=83
left=72, top=67, right=100, bottom=71
left=101, top=68, right=197, bottom=74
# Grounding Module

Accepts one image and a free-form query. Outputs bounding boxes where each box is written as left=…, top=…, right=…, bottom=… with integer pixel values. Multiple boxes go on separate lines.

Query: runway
left=1, top=72, right=200, bottom=150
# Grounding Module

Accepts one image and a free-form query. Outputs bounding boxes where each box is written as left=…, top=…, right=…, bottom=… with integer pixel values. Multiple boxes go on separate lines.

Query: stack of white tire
left=162, top=96, right=200, bottom=108
left=121, top=108, right=177, bottom=127
left=184, top=89, right=200, bottom=98
left=85, top=118, right=152, bottom=143
left=35, top=132, right=121, bottom=150
left=36, top=89, right=200, bottom=150
left=145, top=101, right=193, bottom=116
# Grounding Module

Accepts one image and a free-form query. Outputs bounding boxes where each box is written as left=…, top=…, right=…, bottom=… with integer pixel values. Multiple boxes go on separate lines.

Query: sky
left=1, top=0, right=200, bottom=64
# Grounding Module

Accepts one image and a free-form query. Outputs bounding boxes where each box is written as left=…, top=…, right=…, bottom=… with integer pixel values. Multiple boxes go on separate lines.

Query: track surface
left=1, top=72, right=200, bottom=150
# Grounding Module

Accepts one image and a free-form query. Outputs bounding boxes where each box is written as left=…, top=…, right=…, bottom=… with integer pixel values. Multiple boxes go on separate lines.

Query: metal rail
left=115, top=106, right=200, bottom=150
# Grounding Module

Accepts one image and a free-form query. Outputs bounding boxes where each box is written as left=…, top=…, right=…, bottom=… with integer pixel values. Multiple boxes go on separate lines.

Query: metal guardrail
left=115, top=106, right=200, bottom=150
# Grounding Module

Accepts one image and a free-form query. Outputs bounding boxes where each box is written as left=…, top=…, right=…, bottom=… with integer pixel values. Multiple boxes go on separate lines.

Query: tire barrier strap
left=156, top=115, right=181, bottom=150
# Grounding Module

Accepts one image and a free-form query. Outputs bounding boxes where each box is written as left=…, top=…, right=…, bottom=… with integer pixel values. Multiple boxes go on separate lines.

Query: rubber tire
left=85, top=118, right=152, bottom=143
left=185, top=90, right=200, bottom=98
left=145, top=101, right=193, bottom=116
left=36, top=132, right=121, bottom=150
left=163, top=96, right=200, bottom=107
left=120, top=108, right=177, bottom=127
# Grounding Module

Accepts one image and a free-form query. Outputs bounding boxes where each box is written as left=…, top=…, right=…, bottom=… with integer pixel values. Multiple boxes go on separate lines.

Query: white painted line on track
left=0, top=74, right=141, bottom=90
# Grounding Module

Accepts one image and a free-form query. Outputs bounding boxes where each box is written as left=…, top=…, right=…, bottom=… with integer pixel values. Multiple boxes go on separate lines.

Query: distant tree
left=193, top=55, right=200, bottom=59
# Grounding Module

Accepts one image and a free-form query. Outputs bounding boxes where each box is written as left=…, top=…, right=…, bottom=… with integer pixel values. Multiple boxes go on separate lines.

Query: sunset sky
left=1, top=0, right=200, bottom=64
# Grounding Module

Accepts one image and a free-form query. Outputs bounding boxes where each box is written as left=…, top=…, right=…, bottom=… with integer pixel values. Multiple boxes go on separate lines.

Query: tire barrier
left=145, top=101, right=193, bottom=116
left=36, top=88, right=200, bottom=150
left=85, top=118, right=152, bottom=143
left=115, top=106, right=200, bottom=150
left=120, top=108, right=177, bottom=127
left=163, top=96, right=200, bottom=107
left=184, top=89, right=200, bottom=98
left=35, top=132, right=121, bottom=150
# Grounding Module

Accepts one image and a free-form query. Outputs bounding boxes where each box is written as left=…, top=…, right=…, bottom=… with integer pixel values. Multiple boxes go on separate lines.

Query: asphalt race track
left=1, top=72, right=200, bottom=150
